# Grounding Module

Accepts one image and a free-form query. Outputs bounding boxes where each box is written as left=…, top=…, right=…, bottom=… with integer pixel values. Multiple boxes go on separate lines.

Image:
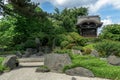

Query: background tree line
left=0, top=0, right=88, bottom=50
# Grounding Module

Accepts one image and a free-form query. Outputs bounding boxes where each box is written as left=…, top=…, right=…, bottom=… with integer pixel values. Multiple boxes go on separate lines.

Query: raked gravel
left=0, top=67, right=109, bottom=80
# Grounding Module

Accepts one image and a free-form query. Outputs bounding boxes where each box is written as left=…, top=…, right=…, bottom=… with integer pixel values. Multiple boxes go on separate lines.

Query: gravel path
left=0, top=67, right=109, bottom=80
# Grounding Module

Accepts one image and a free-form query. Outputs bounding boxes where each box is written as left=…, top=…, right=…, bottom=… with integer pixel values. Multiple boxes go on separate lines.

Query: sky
left=32, top=0, right=120, bottom=25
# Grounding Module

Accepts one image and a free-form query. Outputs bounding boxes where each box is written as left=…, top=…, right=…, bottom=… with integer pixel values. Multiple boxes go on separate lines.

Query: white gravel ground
left=0, top=67, right=109, bottom=80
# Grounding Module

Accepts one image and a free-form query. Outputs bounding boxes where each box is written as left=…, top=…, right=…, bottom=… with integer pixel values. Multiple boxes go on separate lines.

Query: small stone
left=71, top=77, right=76, bottom=80
left=65, top=67, right=94, bottom=77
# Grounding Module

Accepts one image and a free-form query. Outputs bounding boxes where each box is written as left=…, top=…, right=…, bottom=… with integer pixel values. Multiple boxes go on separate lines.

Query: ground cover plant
left=63, top=55, right=120, bottom=80
left=0, top=57, right=5, bottom=72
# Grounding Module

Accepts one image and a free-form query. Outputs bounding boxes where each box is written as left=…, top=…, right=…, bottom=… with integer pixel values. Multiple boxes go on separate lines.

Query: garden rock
left=72, top=49, right=82, bottom=55
left=44, top=46, right=51, bottom=53
left=107, top=55, right=120, bottom=66
left=16, top=51, right=22, bottom=58
left=65, top=67, right=94, bottom=77
left=22, top=51, right=31, bottom=57
left=36, top=51, right=44, bottom=56
left=26, top=48, right=37, bottom=54
left=0, top=71, right=3, bottom=75
left=2, top=55, right=19, bottom=70
left=90, top=49, right=99, bottom=57
left=44, top=53, right=72, bottom=73
left=71, top=77, right=76, bottom=80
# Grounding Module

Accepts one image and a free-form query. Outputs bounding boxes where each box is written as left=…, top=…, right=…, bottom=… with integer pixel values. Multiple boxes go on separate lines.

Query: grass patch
left=63, top=55, right=120, bottom=80
left=0, top=57, right=5, bottom=72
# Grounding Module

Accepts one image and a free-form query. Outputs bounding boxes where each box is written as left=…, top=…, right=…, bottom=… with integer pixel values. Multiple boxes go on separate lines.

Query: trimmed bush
left=99, top=24, right=120, bottom=41
left=83, top=48, right=92, bottom=55
left=59, top=32, right=87, bottom=49
left=93, top=40, right=120, bottom=57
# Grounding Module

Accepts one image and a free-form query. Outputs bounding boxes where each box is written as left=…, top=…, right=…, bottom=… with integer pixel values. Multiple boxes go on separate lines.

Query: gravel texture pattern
left=0, top=67, right=109, bottom=80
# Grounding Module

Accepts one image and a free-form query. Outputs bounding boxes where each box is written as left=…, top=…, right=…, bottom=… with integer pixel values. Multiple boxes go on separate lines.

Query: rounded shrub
left=83, top=48, right=92, bottom=55
left=60, top=41, right=69, bottom=48
left=93, top=40, right=120, bottom=57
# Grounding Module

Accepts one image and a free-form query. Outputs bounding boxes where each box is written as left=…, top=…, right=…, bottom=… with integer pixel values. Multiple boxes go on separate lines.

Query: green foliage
left=0, top=57, right=5, bottom=72
left=14, top=44, right=24, bottom=51
left=72, top=46, right=84, bottom=51
left=100, top=24, right=120, bottom=41
left=83, top=44, right=94, bottom=50
left=60, top=41, right=69, bottom=48
left=51, top=7, right=88, bottom=32
left=24, top=40, right=36, bottom=48
left=93, top=40, right=120, bottom=57
left=0, top=16, right=16, bottom=46
left=59, top=32, right=87, bottom=49
left=54, top=49, right=72, bottom=54
left=63, top=55, right=120, bottom=80
left=83, top=48, right=92, bottom=55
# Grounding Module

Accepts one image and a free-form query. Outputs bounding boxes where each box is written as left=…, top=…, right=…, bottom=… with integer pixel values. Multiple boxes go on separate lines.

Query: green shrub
left=54, top=49, right=72, bottom=54
left=53, top=49, right=74, bottom=59
left=65, top=43, right=76, bottom=49
left=93, top=40, right=120, bottom=57
left=83, top=44, right=95, bottom=50
left=59, top=32, right=87, bottom=49
left=99, top=24, right=120, bottom=41
left=60, top=41, right=69, bottom=48
left=88, top=38, right=103, bottom=43
left=72, top=46, right=83, bottom=51
left=14, top=43, right=25, bottom=50
left=63, top=55, right=120, bottom=80
left=83, top=48, right=92, bottom=55
left=24, top=40, right=36, bottom=48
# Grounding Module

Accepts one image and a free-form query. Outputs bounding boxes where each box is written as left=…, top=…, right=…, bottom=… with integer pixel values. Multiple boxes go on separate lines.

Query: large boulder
left=90, top=49, right=99, bottom=57
left=44, top=53, right=72, bottom=73
left=2, top=55, right=19, bottom=70
left=65, top=67, right=94, bottom=77
left=107, top=55, right=120, bottom=66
